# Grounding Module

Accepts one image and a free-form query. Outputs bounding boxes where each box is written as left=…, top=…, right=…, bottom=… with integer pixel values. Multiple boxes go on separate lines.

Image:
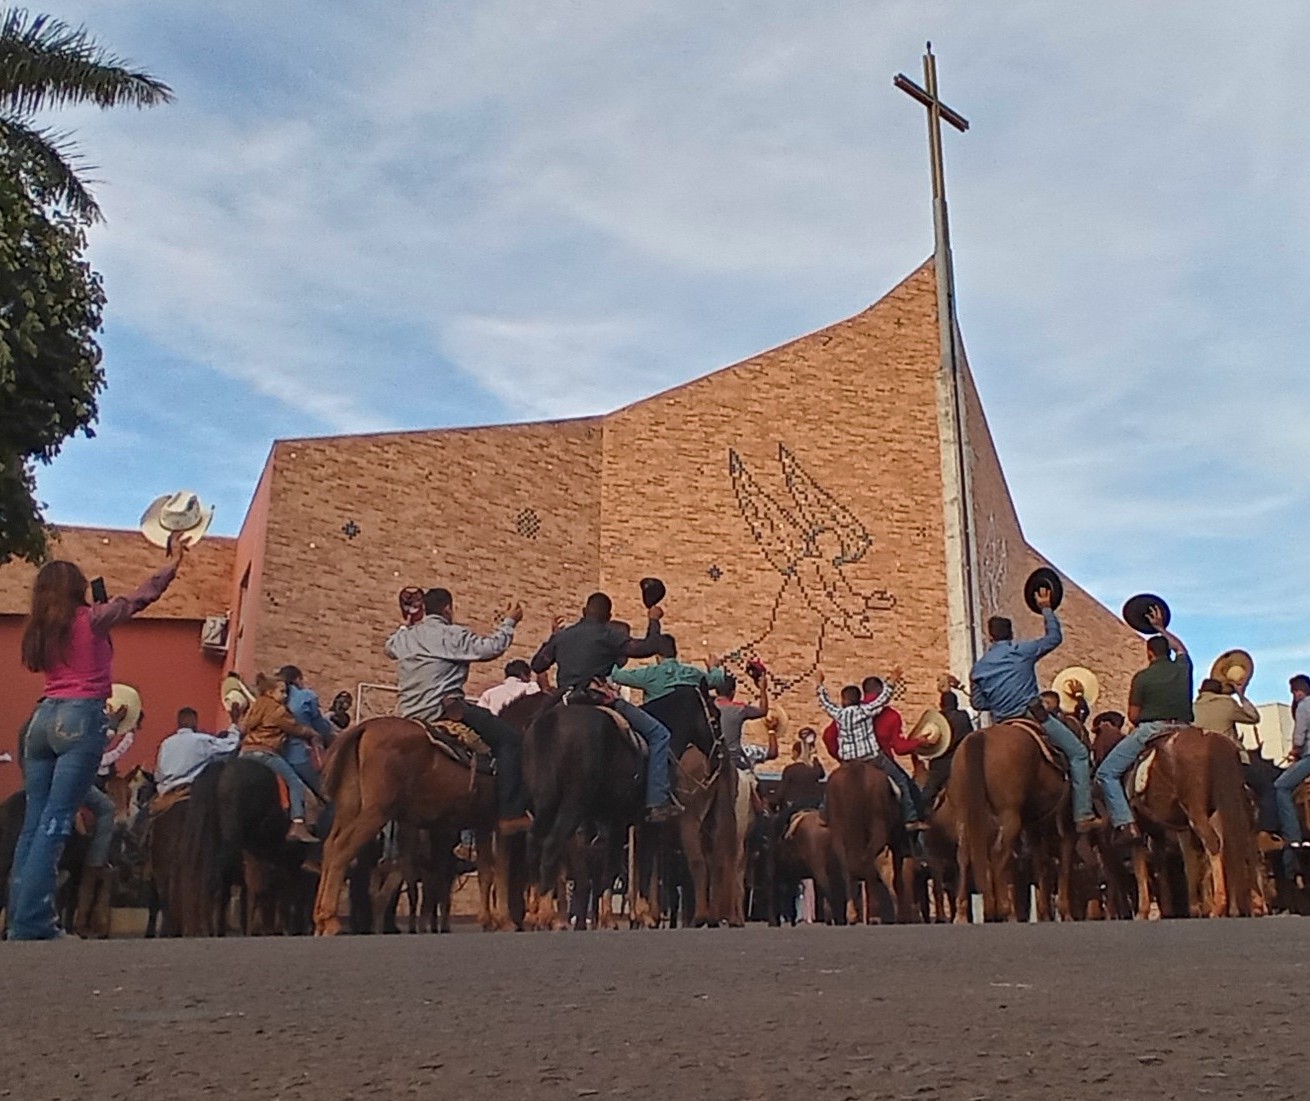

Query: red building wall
left=0, top=616, right=225, bottom=799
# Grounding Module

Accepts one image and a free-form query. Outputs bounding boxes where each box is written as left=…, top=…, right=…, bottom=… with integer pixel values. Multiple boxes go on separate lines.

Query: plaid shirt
left=817, top=682, right=893, bottom=761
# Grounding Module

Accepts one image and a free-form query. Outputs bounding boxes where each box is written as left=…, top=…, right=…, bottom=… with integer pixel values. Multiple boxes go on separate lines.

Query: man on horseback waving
left=529, top=592, right=682, bottom=823
left=385, top=587, right=532, bottom=836
left=1096, top=604, right=1192, bottom=843
left=968, top=581, right=1099, bottom=833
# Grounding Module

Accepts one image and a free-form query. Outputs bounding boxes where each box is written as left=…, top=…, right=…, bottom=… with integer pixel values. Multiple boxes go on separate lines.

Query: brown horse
left=1128, top=727, right=1259, bottom=919
left=775, top=809, right=848, bottom=923
left=825, top=761, right=911, bottom=923
left=312, top=717, right=516, bottom=936
left=950, top=722, right=1074, bottom=923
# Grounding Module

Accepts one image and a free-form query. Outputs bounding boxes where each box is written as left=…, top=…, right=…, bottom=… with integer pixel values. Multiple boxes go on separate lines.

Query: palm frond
left=0, top=8, right=173, bottom=116
left=0, top=113, right=99, bottom=220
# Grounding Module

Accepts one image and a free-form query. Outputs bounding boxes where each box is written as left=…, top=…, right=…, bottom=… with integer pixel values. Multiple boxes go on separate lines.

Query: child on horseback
left=815, top=673, right=926, bottom=829
left=239, top=674, right=318, bottom=842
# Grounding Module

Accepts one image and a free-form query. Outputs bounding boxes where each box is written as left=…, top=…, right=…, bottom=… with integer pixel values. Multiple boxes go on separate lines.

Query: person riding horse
left=1094, top=604, right=1192, bottom=844
left=528, top=592, right=681, bottom=822
left=967, top=582, right=1099, bottom=833
left=384, top=587, right=532, bottom=836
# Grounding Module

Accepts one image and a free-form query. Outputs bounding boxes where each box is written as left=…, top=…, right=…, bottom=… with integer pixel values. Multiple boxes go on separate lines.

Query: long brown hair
left=20, top=560, right=89, bottom=672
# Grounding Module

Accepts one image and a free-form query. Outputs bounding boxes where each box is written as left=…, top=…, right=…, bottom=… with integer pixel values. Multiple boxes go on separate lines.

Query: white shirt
left=155, top=727, right=240, bottom=795
left=476, top=677, right=540, bottom=715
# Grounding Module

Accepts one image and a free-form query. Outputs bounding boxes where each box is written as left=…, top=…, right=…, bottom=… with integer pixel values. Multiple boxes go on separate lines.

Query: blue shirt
left=968, top=610, right=1062, bottom=720
left=285, top=684, right=334, bottom=763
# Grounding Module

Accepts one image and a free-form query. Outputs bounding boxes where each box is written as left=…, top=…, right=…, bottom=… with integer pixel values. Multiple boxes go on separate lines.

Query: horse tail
left=321, top=723, right=366, bottom=802
left=958, top=730, right=993, bottom=908
left=1210, top=735, right=1258, bottom=916
left=175, top=759, right=227, bottom=935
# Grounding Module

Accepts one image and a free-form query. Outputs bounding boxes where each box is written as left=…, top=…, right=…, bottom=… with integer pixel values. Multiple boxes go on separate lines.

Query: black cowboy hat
left=1023, top=567, right=1064, bottom=614
left=1123, top=593, right=1170, bottom=635
left=639, top=577, right=666, bottom=609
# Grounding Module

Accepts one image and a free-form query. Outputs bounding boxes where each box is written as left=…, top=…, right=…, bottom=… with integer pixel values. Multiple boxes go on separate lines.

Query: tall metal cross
left=895, top=44, right=983, bottom=670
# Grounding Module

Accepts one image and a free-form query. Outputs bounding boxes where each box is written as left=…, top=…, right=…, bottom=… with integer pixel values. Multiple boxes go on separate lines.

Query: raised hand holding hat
left=141, top=491, right=214, bottom=549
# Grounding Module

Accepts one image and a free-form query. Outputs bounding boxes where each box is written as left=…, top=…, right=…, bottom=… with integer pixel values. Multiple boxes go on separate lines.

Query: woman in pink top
left=7, top=538, right=184, bottom=940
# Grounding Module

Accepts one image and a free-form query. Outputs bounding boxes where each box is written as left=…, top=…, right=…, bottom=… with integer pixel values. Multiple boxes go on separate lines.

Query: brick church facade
left=0, top=261, right=1142, bottom=787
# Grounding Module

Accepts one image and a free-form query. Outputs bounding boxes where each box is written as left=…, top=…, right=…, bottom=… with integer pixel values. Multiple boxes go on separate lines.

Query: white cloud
left=31, top=0, right=1310, bottom=691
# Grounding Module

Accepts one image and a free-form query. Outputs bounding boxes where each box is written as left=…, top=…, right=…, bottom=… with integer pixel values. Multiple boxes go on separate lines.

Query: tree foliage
left=0, top=9, right=170, bottom=563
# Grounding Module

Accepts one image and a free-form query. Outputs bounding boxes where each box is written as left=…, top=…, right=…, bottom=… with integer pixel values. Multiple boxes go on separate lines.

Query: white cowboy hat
left=106, top=684, right=143, bottom=736
left=221, top=672, right=256, bottom=712
left=140, top=490, right=214, bottom=549
left=910, top=709, right=953, bottom=761
left=1209, top=649, right=1254, bottom=692
left=1051, top=666, right=1100, bottom=715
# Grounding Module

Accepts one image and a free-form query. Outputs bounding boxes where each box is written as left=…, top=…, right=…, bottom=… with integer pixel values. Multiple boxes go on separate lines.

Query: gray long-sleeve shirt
left=385, top=614, right=516, bottom=723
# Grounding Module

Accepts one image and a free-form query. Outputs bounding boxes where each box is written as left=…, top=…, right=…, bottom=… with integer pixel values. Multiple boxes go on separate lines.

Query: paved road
left=3, top=919, right=1306, bottom=1100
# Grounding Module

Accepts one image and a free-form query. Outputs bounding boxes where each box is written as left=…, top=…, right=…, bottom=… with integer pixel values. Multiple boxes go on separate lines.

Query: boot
left=287, top=819, right=316, bottom=843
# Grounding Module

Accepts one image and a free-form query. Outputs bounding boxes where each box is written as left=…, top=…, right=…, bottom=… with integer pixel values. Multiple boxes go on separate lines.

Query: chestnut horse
left=950, top=722, right=1074, bottom=923
left=312, top=717, right=516, bottom=936
left=825, top=761, right=911, bottom=923
left=1129, top=727, right=1259, bottom=919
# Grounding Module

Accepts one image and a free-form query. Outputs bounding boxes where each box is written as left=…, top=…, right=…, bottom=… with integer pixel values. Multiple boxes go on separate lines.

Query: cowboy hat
left=1210, top=649, right=1254, bottom=692
left=1051, top=666, right=1100, bottom=715
left=910, top=709, right=953, bottom=761
left=1123, top=593, right=1170, bottom=635
left=140, top=491, right=214, bottom=549
left=106, top=684, right=142, bottom=736
left=639, top=577, right=667, bottom=609
left=221, top=672, right=256, bottom=712
left=1023, top=567, right=1064, bottom=614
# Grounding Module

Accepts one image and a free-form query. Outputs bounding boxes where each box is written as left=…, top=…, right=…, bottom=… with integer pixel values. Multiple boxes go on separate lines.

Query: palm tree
left=0, top=8, right=172, bottom=221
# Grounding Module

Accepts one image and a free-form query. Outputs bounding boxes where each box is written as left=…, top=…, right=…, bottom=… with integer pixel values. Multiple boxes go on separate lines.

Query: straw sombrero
left=1051, top=666, right=1100, bottom=715
left=1210, top=649, right=1254, bottom=692
left=221, top=672, right=257, bottom=712
left=140, top=491, right=214, bottom=549
left=909, top=709, right=954, bottom=761
left=106, top=684, right=142, bottom=736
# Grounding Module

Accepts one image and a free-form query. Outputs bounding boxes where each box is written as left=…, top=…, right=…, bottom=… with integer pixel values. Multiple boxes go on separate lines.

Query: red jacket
left=822, top=701, right=921, bottom=762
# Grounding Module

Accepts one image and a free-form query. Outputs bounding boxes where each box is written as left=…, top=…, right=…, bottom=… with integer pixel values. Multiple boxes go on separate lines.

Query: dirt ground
left=2, top=919, right=1306, bottom=1101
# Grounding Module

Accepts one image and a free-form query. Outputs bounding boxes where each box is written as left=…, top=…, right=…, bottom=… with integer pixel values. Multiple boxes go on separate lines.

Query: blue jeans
left=83, top=784, right=116, bottom=867
left=1038, top=715, right=1094, bottom=822
left=282, top=740, right=324, bottom=800
left=1095, top=721, right=1170, bottom=828
left=243, top=750, right=308, bottom=819
left=613, top=698, right=673, bottom=807
left=1275, top=756, right=1310, bottom=875
left=8, top=697, right=108, bottom=940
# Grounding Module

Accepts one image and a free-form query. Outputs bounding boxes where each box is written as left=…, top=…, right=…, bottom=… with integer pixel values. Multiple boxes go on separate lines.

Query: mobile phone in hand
left=91, top=577, right=108, bottom=603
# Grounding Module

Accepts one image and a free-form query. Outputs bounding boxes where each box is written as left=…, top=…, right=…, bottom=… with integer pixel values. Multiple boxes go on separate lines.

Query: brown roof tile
left=0, top=526, right=235, bottom=620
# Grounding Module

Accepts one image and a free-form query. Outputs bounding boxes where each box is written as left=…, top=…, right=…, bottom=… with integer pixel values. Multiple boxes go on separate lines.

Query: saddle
left=418, top=718, right=495, bottom=774
left=1001, top=717, right=1069, bottom=776
left=784, top=807, right=821, bottom=841
left=559, top=685, right=645, bottom=758
left=149, top=786, right=191, bottom=819
left=1127, top=726, right=1187, bottom=797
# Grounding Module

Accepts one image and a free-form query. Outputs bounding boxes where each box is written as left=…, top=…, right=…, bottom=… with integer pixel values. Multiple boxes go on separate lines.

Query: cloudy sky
left=33, top=1, right=1309, bottom=702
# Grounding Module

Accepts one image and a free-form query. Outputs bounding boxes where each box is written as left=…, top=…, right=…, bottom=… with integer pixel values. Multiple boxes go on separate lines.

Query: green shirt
left=609, top=659, right=727, bottom=703
left=1129, top=653, right=1194, bottom=723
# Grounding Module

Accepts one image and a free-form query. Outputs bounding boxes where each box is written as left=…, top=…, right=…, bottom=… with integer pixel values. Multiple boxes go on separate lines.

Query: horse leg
left=314, top=806, right=389, bottom=936
left=873, top=848, right=897, bottom=924
left=678, top=808, right=713, bottom=926
left=990, top=810, right=1022, bottom=922
left=1133, top=843, right=1155, bottom=920
left=1056, top=830, right=1075, bottom=923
